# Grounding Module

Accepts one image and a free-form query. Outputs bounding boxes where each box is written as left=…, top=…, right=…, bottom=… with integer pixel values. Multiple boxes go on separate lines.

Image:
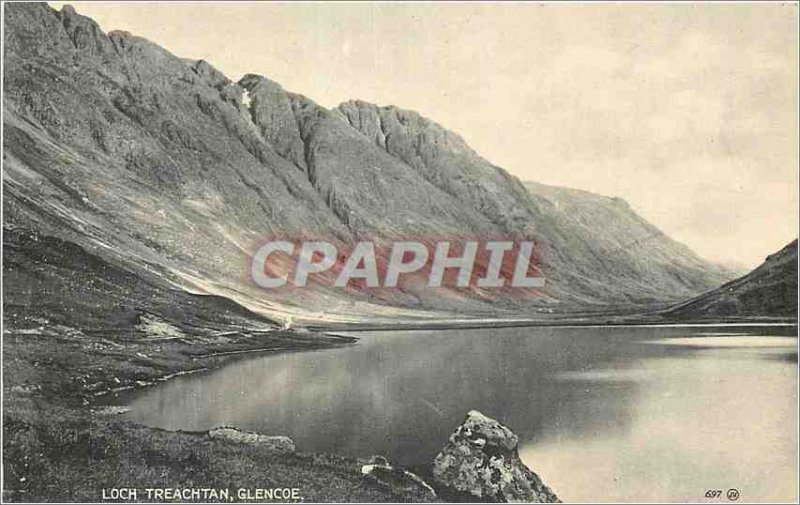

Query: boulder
left=208, top=427, right=295, bottom=454
left=432, top=410, right=559, bottom=503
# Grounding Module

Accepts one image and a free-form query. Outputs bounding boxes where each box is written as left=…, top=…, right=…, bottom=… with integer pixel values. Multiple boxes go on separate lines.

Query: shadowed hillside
left=665, top=240, right=797, bottom=319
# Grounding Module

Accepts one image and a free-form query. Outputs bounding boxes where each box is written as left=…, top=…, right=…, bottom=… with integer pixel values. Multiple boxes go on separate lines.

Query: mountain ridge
left=3, top=3, right=735, bottom=322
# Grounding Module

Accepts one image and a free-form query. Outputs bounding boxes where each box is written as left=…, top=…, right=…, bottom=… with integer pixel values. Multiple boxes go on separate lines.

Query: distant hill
left=665, top=240, right=797, bottom=319
left=522, top=182, right=734, bottom=306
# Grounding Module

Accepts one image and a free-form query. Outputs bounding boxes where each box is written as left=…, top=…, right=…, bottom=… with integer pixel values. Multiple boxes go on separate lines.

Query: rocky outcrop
left=432, top=411, right=559, bottom=503
left=238, top=74, right=308, bottom=171
left=208, top=427, right=295, bottom=454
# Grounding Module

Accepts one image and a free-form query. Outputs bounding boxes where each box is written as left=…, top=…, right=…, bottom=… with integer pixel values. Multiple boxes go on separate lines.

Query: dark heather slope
left=2, top=225, right=355, bottom=400
left=3, top=3, right=732, bottom=321
left=665, top=240, right=798, bottom=319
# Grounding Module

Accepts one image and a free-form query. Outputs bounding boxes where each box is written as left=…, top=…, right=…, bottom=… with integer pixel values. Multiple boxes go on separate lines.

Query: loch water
left=109, top=324, right=798, bottom=502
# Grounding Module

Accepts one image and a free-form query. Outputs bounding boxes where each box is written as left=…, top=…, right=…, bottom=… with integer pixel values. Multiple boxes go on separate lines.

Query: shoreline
left=90, top=337, right=358, bottom=402
left=308, top=316, right=798, bottom=333
left=89, top=317, right=798, bottom=407
left=3, top=324, right=438, bottom=503
left=90, top=316, right=799, bottom=405
left=4, top=317, right=796, bottom=502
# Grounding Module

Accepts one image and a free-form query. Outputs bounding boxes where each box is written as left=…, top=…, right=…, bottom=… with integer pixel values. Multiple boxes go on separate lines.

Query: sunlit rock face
left=432, top=410, right=560, bottom=503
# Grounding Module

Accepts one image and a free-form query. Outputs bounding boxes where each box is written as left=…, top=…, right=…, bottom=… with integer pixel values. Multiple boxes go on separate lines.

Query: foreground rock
left=208, top=427, right=295, bottom=454
left=433, top=410, right=559, bottom=503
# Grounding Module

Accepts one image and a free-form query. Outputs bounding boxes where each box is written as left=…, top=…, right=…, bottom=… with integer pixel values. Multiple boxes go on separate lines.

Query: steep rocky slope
left=3, top=3, right=732, bottom=322
left=336, top=100, right=733, bottom=306
left=665, top=240, right=797, bottom=318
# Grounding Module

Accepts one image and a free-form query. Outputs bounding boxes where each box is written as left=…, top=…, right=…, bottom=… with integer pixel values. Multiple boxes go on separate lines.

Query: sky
left=49, top=2, right=799, bottom=269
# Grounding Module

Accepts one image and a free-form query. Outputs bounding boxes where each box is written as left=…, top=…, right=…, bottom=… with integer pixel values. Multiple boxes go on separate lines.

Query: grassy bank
left=2, top=326, right=436, bottom=503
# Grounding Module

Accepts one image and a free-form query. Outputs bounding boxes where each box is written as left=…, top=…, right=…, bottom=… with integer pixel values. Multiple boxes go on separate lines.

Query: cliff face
left=3, top=4, right=733, bottom=321
left=335, top=100, right=734, bottom=306
left=665, top=240, right=798, bottom=319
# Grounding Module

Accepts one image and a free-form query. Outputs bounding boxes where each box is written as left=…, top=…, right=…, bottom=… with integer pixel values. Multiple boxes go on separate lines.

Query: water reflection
left=109, top=325, right=797, bottom=502
left=528, top=334, right=797, bottom=502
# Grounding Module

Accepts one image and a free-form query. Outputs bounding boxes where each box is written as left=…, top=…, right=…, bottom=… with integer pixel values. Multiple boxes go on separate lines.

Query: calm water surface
left=111, top=324, right=798, bottom=502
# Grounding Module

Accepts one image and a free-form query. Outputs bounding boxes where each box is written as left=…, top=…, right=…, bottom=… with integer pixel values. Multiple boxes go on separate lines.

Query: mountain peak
left=191, top=59, right=231, bottom=90
left=59, top=4, right=78, bottom=16
left=239, top=73, right=282, bottom=91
